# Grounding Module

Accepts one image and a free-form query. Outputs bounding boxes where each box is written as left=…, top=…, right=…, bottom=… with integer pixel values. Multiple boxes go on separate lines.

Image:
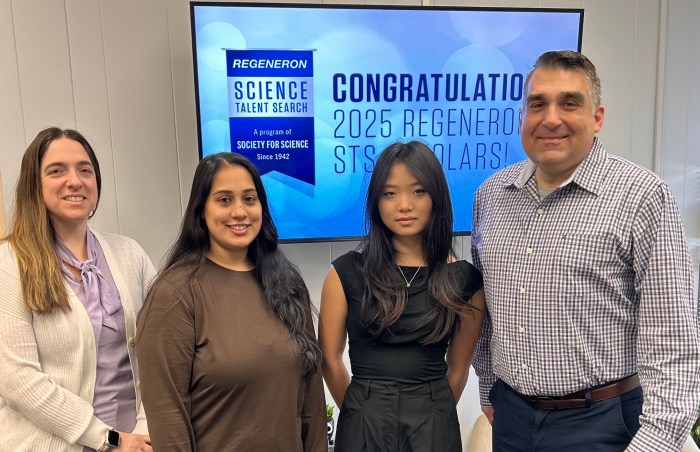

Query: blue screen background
left=192, top=5, right=582, bottom=241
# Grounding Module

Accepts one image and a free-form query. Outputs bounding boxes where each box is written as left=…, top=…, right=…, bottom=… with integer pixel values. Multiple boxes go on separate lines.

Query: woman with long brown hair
left=0, top=127, right=154, bottom=451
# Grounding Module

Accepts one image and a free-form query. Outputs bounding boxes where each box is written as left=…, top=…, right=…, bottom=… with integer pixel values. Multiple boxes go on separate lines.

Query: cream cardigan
left=0, top=230, right=156, bottom=452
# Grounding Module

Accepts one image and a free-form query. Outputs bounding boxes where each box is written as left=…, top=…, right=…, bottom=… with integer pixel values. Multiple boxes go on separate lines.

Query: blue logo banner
left=227, top=49, right=315, bottom=185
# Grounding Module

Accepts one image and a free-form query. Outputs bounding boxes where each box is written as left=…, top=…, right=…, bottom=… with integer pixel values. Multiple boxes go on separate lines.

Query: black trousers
left=334, top=376, right=462, bottom=452
left=490, top=379, right=643, bottom=451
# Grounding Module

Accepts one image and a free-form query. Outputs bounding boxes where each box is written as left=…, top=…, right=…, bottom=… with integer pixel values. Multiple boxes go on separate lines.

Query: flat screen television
left=190, top=2, right=583, bottom=242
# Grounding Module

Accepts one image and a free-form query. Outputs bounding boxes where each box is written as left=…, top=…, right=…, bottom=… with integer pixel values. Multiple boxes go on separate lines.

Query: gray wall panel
left=100, top=0, right=181, bottom=264
left=66, top=0, right=120, bottom=233
left=0, top=0, right=25, bottom=223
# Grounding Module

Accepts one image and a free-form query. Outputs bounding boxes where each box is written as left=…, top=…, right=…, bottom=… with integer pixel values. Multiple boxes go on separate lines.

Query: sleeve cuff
left=627, top=425, right=683, bottom=452
left=77, top=416, right=110, bottom=450
left=478, top=376, right=496, bottom=406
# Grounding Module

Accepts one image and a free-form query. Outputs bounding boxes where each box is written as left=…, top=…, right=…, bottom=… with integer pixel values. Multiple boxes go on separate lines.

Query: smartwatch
left=99, top=429, right=120, bottom=451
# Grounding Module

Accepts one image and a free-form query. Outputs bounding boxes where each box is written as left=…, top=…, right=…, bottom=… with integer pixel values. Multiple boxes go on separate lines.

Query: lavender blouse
left=55, top=230, right=136, bottom=449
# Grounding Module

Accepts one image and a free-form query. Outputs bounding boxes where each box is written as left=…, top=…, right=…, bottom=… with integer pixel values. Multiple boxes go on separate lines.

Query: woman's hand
left=115, top=431, right=152, bottom=451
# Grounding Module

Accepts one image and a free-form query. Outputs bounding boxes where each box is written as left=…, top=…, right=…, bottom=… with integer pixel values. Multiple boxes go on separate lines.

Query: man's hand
left=481, top=405, right=494, bottom=425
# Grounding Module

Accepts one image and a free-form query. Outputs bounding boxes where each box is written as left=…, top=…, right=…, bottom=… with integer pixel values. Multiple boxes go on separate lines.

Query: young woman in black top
left=319, top=141, right=486, bottom=451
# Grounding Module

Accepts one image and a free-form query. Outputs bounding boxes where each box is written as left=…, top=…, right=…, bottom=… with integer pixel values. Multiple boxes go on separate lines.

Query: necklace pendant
left=398, top=264, right=422, bottom=289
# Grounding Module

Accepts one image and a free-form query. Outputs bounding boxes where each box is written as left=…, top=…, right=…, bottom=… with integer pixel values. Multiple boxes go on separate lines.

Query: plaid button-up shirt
left=471, top=138, right=700, bottom=452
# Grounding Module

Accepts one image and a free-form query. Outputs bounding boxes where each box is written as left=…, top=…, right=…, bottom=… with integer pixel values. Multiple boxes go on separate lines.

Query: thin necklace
left=397, top=265, right=422, bottom=288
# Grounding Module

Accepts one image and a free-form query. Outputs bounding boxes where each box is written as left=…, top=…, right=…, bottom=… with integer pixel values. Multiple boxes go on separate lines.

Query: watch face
left=107, top=430, right=120, bottom=446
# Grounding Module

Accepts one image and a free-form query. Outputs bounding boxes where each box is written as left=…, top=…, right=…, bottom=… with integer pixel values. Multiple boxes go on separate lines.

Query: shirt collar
left=505, top=137, right=607, bottom=196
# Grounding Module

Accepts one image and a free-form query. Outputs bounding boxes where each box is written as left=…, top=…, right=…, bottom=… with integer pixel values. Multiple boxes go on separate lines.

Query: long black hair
left=156, top=152, right=320, bottom=376
left=361, top=141, right=466, bottom=343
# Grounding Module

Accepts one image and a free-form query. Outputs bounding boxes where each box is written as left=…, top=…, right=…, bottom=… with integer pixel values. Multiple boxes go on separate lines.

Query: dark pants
left=334, top=376, right=462, bottom=452
left=490, top=379, right=643, bottom=451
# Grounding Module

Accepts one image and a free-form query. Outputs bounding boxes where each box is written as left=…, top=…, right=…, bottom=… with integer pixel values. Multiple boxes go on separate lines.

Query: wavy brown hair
left=2, top=127, right=101, bottom=314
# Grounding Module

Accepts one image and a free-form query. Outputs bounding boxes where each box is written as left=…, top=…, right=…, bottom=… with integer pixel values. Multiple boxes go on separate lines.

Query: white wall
left=0, top=0, right=184, bottom=262
left=1, top=0, right=697, bottom=443
left=659, top=0, right=700, bottom=276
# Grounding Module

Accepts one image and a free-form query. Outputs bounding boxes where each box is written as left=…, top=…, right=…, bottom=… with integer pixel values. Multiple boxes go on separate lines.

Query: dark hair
left=4, top=127, right=101, bottom=313
left=524, top=50, right=602, bottom=108
left=360, top=141, right=466, bottom=343
left=155, top=152, right=320, bottom=376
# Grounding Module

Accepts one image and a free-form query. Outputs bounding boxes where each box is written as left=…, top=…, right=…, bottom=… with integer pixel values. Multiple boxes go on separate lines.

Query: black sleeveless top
left=332, top=251, right=483, bottom=384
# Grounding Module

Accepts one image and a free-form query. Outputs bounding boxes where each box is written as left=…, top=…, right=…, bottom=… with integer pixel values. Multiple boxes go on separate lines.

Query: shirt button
left=536, top=208, right=544, bottom=215
left=128, top=337, right=136, bottom=347
left=518, top=326, right=525, bottom=333
left=521, top=363, right=528, bottom=370
left=526, top=247, right=533, bottom=255
left=519, top=287, right=525, bottom=294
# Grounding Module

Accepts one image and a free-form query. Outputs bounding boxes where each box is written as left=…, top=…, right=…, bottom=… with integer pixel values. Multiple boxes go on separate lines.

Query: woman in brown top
left=136, top=152, right=326, bottom=451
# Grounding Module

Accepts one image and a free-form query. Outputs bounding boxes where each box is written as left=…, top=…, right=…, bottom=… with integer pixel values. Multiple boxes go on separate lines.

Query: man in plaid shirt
left=471, top=50, right=700, bottom=451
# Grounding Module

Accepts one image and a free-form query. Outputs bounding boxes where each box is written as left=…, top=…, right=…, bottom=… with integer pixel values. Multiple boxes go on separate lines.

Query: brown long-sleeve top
left=136, top=259, right=327, bottom=451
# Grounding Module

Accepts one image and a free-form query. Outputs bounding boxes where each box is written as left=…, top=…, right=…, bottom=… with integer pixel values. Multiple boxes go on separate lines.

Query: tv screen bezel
left=189, top=2, right=584, bottom=243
